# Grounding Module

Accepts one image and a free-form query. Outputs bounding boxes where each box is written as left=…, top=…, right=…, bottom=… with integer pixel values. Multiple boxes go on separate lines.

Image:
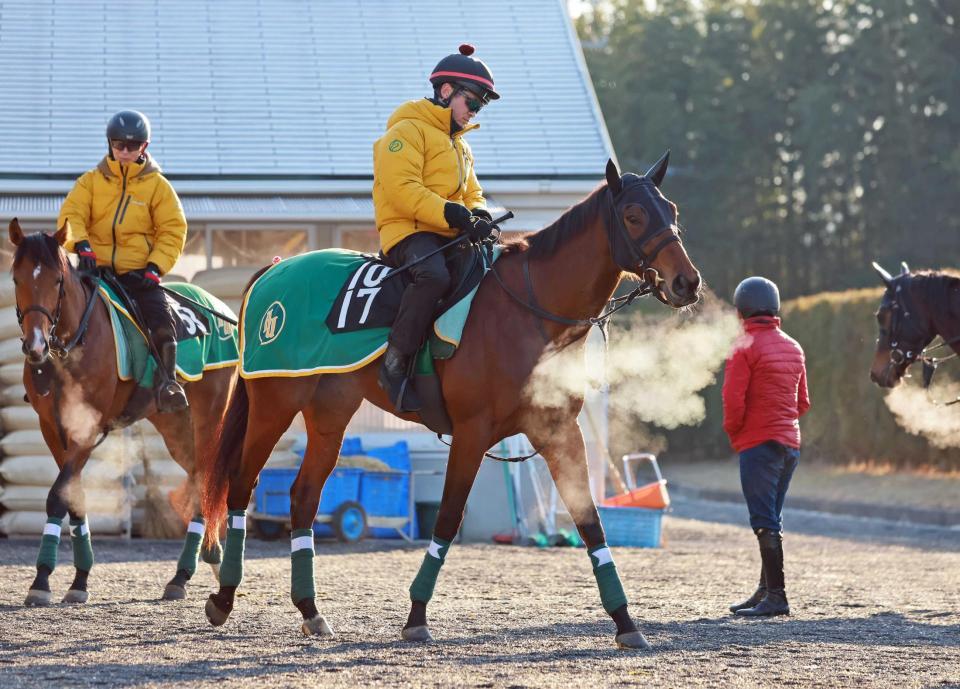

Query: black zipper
left=110, top=172, right=128, bottom=272
left=117, top=195, right=132, bottom=225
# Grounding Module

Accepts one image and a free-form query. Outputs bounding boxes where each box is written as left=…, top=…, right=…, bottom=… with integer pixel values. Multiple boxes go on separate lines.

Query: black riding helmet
left=734, top=277, right=780, bottom=317
left=106, top=110, right=151, bottom=144
left=430, top=44, right=500, bottom=102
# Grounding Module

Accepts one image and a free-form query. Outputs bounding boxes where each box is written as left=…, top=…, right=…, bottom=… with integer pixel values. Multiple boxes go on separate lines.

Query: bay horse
left=8, top=219, right=234, bottom=605
left=870, top=262, right=960, bottom=388
left=202, top=154, right=702, bottom=648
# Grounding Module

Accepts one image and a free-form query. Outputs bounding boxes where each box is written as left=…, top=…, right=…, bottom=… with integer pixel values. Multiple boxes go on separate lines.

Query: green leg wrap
left=290, top=529, right=316, bottom=604
left=589, top=544, right=628, bottom=614
left=218, top=510, right=247, bottom=587
left=176, top=519, right=205, bottom=576
left=409, top=537, right=451, bottom=603
left=37, top=517, right=63, bottom=572
left=69, top=518, right=94, bottom=572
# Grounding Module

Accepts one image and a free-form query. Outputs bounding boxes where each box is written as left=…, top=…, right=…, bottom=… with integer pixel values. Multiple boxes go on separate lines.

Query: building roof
left=0, top=0, right=614, bottom=185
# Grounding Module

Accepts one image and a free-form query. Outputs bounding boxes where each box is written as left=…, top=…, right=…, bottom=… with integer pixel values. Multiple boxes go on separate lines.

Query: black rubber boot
left=378, top=344, right=422, bottom=412
left=737, top=588, right=790, bottom=617
left=729, top=565, right=766, bottom=613
left=156, top=341, right=188, bottom=413
left=736, top=530, right=790, bottom=617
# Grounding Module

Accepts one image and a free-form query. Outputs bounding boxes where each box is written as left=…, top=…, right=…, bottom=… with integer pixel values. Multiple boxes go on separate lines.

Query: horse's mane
left=12, top=233, right=70, bottom=274
left=499, top=184, right=608, bottom=259
left=910, top=270, right=960, bottom=323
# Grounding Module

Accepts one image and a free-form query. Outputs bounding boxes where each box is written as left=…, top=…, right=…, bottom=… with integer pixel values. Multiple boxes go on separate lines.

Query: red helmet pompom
left=459, top=43, right=475, bottom=56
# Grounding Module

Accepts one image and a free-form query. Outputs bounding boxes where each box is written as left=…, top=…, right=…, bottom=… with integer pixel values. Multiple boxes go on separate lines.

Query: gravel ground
left=1, top=497, right=958, bottom=688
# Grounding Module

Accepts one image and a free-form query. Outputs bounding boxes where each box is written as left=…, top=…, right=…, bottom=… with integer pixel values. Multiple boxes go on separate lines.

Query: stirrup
left=378, top=363, right=422, bottom=413
left=156, top=381, right=188, bottom=413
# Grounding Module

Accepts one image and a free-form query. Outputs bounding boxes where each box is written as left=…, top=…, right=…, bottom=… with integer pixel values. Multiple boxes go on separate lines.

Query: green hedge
left=644, top=288, right=960, bottom=469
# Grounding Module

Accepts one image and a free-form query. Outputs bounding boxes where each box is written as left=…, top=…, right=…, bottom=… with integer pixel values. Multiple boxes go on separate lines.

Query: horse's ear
left=644, top=150, right=670, bottom=188
left=872, top=261, right=894, bottom=287
left=900, top=261, right=910, bottom=275
left=54, top=220, right=69, bottom=247
left=8, top=218, right=24, bottom=247
left=605, top=158, right=622, bottom=196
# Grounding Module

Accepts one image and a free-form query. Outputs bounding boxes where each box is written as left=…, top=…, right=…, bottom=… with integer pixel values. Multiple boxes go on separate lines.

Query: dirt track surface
left=1, top=497, right=958, bottom=688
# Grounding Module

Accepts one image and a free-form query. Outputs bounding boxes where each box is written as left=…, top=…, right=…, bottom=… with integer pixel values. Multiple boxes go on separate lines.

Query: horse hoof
left=205, top=596, right=230, bottom=627
left=62, top=589, right=89, bottom=604
left=209, top=563, right=221, bottom=583
left=615, top=630, right=651, bottom=650
left=401, top=625, right=434, bottom=642
left=162, top=584, right=187, bottom=601
left=301, top=614, right=335, bottom=637
left=24, top=590, right=51, bottom=606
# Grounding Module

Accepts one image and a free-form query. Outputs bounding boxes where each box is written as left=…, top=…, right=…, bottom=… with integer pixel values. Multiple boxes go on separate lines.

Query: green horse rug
left=238, top=246, right=499, bottom=432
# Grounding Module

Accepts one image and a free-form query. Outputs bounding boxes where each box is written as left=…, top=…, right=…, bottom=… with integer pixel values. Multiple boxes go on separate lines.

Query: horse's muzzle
left=664, top=272, right=701, bottom=307
left=23, top=337, right=50, bottom=365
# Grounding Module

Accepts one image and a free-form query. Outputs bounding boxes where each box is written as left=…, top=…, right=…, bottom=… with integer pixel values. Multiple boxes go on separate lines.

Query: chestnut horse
left=870, top=262, right=960, bottom=388
left=202, top=155, right=702, bottom=648
left=8, top=219, right=234, bottom=605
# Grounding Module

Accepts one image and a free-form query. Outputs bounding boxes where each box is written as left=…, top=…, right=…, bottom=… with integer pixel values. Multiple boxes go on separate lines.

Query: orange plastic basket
left=602, top=479, right=670, bottom=510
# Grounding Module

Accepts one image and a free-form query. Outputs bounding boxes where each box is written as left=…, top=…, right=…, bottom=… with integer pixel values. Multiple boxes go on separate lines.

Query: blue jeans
left=739, top=441, right=800, bottom=533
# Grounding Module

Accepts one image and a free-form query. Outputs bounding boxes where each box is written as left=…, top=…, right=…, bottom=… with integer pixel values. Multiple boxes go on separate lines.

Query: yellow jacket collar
left=386, top=98, right=479, bottom=137
left=98, top=153, right=161, bottom=181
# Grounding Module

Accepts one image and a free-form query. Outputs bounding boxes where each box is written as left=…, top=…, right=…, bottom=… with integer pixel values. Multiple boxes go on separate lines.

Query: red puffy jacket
left=722, top=316, right=810, bottom=452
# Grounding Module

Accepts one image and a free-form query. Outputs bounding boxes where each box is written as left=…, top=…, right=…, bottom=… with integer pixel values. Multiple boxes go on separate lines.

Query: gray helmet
left=733, top=276, right=780, bottom=317
left=106, top=110, right=151, bottom=143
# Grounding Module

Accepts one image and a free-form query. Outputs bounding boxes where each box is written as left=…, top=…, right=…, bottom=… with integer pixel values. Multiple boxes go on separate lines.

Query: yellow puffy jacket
left=373, top=99, right=487, bottom=254
left=58, top=154, right=187, bottom=276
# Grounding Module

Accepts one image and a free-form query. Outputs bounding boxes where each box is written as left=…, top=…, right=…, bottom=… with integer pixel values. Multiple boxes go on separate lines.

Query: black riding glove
left=130, top=263, right=162, bottom=290
left=468, top=217, right=496, bottom=242
left=75, top=240, right=98, bottom=273
left=470, top=208, right=493, bottom=222
left=443, top=202, right=474, bottom=234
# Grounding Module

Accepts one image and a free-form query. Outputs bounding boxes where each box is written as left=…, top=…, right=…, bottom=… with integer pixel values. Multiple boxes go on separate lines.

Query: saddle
left=325, top=240, right=492, bottom=434
left=326, top=239, right=491, bottom=335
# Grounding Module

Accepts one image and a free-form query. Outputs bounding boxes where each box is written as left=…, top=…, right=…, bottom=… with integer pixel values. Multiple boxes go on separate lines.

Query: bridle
left=16, top=268, right=100, bottom=361
left=878, top=277, right=960, bottom=392
left=488, top=178, right=685, bottom=340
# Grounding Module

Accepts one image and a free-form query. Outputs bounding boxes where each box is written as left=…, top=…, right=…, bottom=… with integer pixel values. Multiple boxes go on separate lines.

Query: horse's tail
left=201, top=264, right=271, bottom=547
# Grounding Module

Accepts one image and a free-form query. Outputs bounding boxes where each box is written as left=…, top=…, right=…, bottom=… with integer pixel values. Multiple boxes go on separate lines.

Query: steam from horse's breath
left=884, top=382, right=960, bottom=449
left=523, top=289, right=740, bottom=440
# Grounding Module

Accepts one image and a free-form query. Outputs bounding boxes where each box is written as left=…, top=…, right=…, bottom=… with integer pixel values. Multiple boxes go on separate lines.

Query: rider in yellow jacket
left=58, top=110, right=189, bottom=412
left=372, top=44, right=499, bottom=411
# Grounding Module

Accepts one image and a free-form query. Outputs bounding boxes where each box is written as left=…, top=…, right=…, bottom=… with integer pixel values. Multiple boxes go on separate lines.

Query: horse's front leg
left=25, top=445, right=94, bottom=606
left=402, top=423, right=488, bottom=642
left=531, top=419, right=650, bottom=650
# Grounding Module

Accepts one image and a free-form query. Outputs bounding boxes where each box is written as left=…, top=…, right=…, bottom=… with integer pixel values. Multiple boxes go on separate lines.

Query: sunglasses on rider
left=457, top=89, right=487, bottom=113
left=110, top=139, right=145, bottom=152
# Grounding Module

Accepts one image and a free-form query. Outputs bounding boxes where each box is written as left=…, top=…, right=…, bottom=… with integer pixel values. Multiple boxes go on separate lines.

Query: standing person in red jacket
left=722, top=276, right=810, bottom=617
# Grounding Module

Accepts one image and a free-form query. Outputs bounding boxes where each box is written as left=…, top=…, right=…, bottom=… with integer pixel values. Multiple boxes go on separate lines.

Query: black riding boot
left=729, top=564, right=766, bottom=613
left=378, top=344, right=421, bottom=412
left=737, top=529, right=790, bottom=617
left=156, top=340, right=188, bottom=413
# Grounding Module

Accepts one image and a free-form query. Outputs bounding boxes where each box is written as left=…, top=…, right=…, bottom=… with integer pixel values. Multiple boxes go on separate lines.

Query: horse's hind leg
left=289, top=382, right=361, bottom=637
left=151, top=370, right=233, bottom=600
left=402, top=422, right=489, bottom=642
left=528, top=419, right=649, bottom=650
left=205, top=378, right=306, bottom=626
